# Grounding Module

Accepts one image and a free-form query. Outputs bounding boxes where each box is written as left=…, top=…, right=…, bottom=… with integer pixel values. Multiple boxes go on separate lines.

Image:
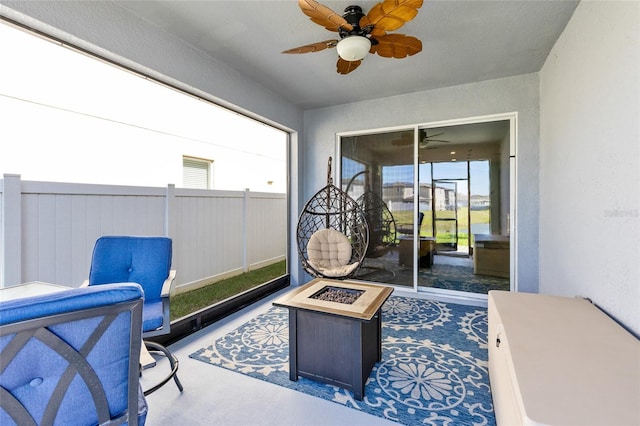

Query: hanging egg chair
left=344, top=170, right=397, bottom=281
left=296, top=157, right=368, bottom=279
left=345, top=170, right=397, bottom=259
left=357, top=190, right=397, bottom=259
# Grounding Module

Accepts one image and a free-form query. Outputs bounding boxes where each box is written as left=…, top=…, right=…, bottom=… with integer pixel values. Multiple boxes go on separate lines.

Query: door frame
left=336, top=112, right=517, bottom=305
left=432, top=178, right=460, bottom=253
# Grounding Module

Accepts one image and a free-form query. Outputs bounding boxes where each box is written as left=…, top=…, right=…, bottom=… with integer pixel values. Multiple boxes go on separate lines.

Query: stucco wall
left=302, top=74, right=540, bottom=292
left=539, top=1, right=640, bottom=336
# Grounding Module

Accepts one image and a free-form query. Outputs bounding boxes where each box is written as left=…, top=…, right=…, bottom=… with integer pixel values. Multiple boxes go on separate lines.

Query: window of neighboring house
left=183, top=156, right=212, bottom=189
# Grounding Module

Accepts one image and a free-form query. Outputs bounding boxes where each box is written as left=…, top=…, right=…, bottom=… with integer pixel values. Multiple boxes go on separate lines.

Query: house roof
left=115, top=0, right=579, bottom=110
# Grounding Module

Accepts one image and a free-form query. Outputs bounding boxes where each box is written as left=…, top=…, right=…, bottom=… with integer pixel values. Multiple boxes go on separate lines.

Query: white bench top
left=489, top=291, right=640, bottom=426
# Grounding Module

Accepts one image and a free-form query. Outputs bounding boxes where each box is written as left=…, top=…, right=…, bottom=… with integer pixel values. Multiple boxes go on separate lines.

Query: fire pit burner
left=310, top=286, right=364, bottom=304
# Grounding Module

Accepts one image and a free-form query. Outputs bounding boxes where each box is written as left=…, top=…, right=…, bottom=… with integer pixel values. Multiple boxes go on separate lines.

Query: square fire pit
left=273, top=278, right=393, bottom=400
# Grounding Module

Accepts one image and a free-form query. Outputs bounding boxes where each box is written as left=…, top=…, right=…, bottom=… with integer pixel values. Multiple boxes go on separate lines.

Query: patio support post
left=2, top=174, right=22, bottom=287
left=243, top=188, right=249, bottom=273
left=165, top=184, right=176, bottom=238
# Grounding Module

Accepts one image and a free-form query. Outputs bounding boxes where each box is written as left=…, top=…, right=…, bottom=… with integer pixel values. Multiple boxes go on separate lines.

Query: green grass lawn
left=394, top=207, right=490, bottom=249
left=170, top=261, right=286, bottom=320
left=394, top=208, right=489, bottom=233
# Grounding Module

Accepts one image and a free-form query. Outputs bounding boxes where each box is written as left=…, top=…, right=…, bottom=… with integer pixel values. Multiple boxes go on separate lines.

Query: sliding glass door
left=339, top=119, right=511, bottom=296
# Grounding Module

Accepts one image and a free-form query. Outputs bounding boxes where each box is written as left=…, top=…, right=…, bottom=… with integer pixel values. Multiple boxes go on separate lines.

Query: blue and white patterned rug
left=358, top=258, right=509, bottom=294
left=190, top=296, right=496, bottom=425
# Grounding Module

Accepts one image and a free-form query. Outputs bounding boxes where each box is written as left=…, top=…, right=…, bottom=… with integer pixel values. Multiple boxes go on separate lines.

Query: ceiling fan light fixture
left=336, top=36, right=371, bottom=61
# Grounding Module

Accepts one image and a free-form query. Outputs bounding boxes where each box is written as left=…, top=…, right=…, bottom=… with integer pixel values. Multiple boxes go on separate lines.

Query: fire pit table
left=273, top=278, right=393, bottom=400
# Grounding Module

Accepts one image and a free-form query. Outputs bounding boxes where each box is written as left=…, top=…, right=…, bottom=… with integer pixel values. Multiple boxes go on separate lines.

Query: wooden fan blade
left=298, top=0, right=353, bottom=32
left=370, top=34, right=422, bottom=58
left=364, top=0, right=423, bottom=33
left=424, top=132, right=445, bottom=138
left=337, top=58, right=361, bottom=75
left=359, top=16, right=385, bottom=37
left=282, top=39, right=338, bottom=54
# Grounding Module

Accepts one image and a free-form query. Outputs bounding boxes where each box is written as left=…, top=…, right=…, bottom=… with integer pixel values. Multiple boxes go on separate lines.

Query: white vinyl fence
left=0, top=174, right=287, bottom=294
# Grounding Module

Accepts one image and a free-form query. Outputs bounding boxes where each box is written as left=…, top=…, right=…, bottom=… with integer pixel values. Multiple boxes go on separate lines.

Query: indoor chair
left=87, top=236, right=183, bottom=396
left=0, top=283, right=147, bottom=426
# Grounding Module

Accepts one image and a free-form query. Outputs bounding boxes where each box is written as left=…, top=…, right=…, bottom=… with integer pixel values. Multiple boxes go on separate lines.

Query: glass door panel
left=417, top=163, right=433, bottom=238
left=340, top=121, right=510, bottom=297
left=469, top=160, right=491, bottom=247
left=433, top=180, right=458, bottom=251
left=341, top=129, right=415, bottom=288
left=432, top=162, right=468, bottom=255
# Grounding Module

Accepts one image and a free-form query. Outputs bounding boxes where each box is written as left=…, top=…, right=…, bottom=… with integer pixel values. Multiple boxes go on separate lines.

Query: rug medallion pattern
left=355, top=258, right=509, bottom=295
left=190, top=296, right=495, bottom=425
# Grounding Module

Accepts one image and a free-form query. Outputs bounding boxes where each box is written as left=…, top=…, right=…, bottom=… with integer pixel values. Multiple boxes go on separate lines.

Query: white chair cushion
left=307, top=259, right=360, bottom=277
left=306, top=228, right=360, bottom=277
left=307, top=228, right=352, bottom=266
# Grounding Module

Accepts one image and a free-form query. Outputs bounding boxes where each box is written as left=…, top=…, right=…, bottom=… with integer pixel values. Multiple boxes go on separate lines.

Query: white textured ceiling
left=115, top=0, right=579, bottom=110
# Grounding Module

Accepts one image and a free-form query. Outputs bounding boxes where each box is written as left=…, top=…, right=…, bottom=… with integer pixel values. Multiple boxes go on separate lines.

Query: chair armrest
left=161, top=270, right=177, bottom=299
left=154, top=270, right=176, bottom=336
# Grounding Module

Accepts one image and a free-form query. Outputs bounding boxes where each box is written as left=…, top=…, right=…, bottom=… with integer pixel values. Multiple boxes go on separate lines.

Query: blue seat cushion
left=143, top=300, right=164, bottom=332
left=0, top=284, right=145, bottom=425
left=0, top=283, right=143, bottom=325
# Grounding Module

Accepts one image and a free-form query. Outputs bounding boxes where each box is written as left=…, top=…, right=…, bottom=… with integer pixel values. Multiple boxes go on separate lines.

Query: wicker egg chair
left=348, top=172, right=397, bottom=281
left=356, top=190, right=397, bottom=259
left=344, top=169, right=397, bottom=259
left=296, top=158, right=368, bottom=279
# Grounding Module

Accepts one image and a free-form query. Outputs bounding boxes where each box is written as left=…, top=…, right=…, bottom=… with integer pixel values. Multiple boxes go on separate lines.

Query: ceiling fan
left=283, top=0, right=423, bottom=75
left=391, top=130, right=452, bottom=148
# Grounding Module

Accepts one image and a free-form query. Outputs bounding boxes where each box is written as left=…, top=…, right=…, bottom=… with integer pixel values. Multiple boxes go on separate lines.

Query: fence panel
left=0, top=176, right=287, bottom=291
left=247, top=192, right=287, bottom=268
left=0, top=188, right=4, bottom=285
left=17, top=181, right=167, bottom=286
left=171, top=189, right=246, bottom=287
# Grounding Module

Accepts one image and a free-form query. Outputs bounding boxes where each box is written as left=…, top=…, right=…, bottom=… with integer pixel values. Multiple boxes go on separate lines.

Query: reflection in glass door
left=339, top=119, right=511, bottom=296
left=433, top=180, right=458, bottom=252
left=431, top=161, right=469, bottom=255
left=341, top=130, right=415, bottom=288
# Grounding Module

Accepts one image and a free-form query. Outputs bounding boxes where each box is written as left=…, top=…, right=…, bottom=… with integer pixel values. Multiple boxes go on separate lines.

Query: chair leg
left=142, top=340, right=184, bottom=396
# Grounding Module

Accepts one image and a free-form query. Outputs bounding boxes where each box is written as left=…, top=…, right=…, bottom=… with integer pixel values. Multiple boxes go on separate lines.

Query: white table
left=0, top=281, right=71, bottom=301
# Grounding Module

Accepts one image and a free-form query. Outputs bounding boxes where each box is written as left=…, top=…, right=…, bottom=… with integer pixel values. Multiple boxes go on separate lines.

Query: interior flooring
left=355, top=249, right=509, bottom=294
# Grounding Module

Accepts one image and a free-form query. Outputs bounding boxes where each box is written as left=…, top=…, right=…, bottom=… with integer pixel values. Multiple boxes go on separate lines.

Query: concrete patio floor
left=140, top=286, right=399, bottom=426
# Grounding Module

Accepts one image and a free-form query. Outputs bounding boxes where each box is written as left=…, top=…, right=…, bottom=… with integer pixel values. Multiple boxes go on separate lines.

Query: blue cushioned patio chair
left=86, top=236, right=183, bottom=396
left=0, top=283, right=147, bottom=426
